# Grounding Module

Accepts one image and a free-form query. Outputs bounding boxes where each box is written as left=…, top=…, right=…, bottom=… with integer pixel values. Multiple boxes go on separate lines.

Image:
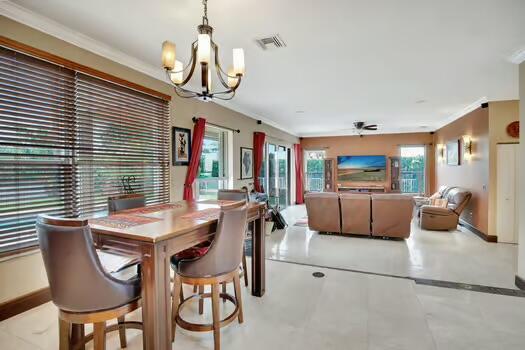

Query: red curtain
left=183, top=117, right=206, bottom=200
left=253, top=132, right=266, bottom=192
left=294, top=143, right=304, bottom=204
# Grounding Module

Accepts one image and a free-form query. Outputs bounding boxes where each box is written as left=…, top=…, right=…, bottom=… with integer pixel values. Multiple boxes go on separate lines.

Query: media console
left=337, top=185, right=386, bottom=193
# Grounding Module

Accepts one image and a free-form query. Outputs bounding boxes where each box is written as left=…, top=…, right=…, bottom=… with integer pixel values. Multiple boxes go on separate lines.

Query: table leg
left=251, top=211, right=266, bottom=297
left=140, top=243, right=172, bottom=350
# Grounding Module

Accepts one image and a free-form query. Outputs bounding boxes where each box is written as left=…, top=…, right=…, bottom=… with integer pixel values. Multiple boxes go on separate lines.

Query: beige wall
left=0, top=16, right=298, bottom=303
left=518, top=62, right=525, bottom=280
left=434, top=107, right=490, bottom=234
left=487, top=101, right=520, bottom=236
left=301, top=133, right=435, bottom=194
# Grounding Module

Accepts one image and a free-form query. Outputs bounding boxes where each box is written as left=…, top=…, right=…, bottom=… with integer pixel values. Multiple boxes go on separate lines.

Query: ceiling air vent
left=256, top=34, right=286, bottom=50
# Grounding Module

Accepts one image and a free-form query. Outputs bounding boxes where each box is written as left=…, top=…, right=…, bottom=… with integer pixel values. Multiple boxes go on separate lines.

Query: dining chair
left=217, top=189, right=250, bottom=288
left=105, top=193, right=145, bottom=274
left=36, top=216, right=142, bottom=350
left=171, top=202, right=248, bottom=350
left=107, top=193, right=146, bottom=213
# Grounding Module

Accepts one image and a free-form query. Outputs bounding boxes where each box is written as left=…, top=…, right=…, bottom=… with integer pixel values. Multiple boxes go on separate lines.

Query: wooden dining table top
left=88, top=199, right=265, bottom=243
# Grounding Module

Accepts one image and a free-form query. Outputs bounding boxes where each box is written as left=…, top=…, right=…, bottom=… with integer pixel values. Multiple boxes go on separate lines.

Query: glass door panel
left=267, top=144, right=278, bottom=207
left=278, top=146, right=288, bottom=208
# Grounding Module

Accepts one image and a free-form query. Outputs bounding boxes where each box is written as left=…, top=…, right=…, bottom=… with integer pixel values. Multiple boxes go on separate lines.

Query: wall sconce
left=437, top=144, right=445, bottom=163
left=463, top=135, right=472, bottom=160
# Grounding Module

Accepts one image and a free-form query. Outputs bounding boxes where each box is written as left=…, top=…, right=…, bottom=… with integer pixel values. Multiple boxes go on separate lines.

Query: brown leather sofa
left=420, top=187, right=472, bottom=231
left=340, top=193, right=371, bottom=235
left=304, top=192, right=341, bottom=233
left=371, top=194, right=414, bottom=238
left=305, top=192, right=415, bottom=238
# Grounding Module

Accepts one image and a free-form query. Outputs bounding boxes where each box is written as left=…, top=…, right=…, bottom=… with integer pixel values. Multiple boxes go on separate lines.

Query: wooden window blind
left=74, top=73, right=170, bottom=216
left=0, top=47, right=170, bottom=254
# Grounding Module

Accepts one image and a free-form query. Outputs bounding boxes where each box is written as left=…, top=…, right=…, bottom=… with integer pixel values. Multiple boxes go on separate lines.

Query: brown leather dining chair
left=36, top=216, right=142, bottom=350
left=107, top=193, right=146, bottom=213
left=171, top=202, right=248, bottom=350
left=217, top=189, right=250, bottom=287
left=105, top=193, right=145, bottom=274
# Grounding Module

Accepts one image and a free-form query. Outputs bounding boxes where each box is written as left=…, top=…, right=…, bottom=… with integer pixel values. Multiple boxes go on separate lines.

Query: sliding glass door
left=400, top=146, right=426, bottom=194
left=265, top=143, right=290, bottom=209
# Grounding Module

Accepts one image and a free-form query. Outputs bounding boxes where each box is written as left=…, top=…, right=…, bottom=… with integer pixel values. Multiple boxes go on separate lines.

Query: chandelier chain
left=202, top=0, right=208, bottom=25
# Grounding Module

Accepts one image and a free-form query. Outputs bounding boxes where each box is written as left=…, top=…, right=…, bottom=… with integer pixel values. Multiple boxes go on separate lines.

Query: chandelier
left=161, top=0, right=245, bottom=101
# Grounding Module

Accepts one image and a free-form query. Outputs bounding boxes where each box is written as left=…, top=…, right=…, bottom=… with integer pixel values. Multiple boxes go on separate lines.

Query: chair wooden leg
left=117, top=316, right=127, bottom=348
left=233, top=274, right=244, bottom=324
left=211, top=283, right=221, bottom=350
left=171, top=274, right=182, bottom=343
left=59, top=318, right=70, bottom=350
left=198, top=285, right=205, bottom=315
left=70, top=324, right=84, bottom=350
left=242, top=251, right=248, bottom=287
left=221, top=282, right=227, bottom=303
left=93, top=322, right=106, bottom=350
left=180, top=284, right=185, bottom=304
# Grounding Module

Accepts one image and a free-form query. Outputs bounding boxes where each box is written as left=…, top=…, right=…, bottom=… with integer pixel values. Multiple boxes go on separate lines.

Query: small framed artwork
left=446, top=139, right=460, bottom=166
left=240, top=147, right=253, bottom=179
left=172, top=127, right=191, bottom=166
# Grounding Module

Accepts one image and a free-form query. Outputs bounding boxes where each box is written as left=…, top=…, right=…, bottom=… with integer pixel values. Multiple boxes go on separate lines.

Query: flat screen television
left=337, top=155, right=386, bottom=182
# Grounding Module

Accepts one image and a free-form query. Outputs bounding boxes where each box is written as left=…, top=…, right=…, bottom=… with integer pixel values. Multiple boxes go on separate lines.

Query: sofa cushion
left=339, top=193, right=371, bottom=235
left=304, top=192, right=341, bottom=233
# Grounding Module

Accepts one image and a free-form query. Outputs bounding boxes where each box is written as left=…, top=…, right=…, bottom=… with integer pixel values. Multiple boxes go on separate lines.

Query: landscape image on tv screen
left=337, top=155, right=386, bottom=182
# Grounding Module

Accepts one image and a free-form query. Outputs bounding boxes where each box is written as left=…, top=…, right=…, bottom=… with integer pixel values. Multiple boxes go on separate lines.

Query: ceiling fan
left=353, top=121, right=378, bottom=136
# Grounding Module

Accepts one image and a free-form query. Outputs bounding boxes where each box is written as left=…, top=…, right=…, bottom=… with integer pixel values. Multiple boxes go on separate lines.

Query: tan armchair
left=420, top=187, right=472, bottom=230
left=305, top=192, right=341, bottom=233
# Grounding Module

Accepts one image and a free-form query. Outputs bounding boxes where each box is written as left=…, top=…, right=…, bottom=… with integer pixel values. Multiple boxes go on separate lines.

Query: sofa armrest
left=420, top=205, right=454, bottom=216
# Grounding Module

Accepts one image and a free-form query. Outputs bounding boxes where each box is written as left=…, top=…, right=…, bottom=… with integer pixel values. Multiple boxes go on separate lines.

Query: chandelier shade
left=161, top=0, right=244, bottom=101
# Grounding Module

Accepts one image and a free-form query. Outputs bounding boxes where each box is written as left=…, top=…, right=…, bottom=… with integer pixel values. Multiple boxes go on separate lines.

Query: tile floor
left=1, top=260, right=525, bottom=350
left=269, top=205, right=518, bottom=289
left=1, top=205, right=523, bottom=350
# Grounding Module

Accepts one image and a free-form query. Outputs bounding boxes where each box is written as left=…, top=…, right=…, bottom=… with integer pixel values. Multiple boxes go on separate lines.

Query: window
left=0, top=47, right=169, bottom=254
left=400, top=146, right=426, bottom=194
left=197, top=126, right=232, bottom=199
left=304, top=150, right=325, bottom=192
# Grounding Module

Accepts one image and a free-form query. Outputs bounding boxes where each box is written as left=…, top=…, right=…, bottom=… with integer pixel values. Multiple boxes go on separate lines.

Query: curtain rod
left=192, top=117, right=240, bottom=133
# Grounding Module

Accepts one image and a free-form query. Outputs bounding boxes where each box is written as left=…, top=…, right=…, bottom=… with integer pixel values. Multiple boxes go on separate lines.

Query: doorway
left=496, top=143, right=519, bottom=243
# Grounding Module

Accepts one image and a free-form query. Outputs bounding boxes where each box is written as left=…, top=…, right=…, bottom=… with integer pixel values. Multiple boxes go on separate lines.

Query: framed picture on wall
left=172, top=127, right=191, bottom=166
left=446, top=139, right=460, bottom=166
left=240, top=147, right=253, bottom=179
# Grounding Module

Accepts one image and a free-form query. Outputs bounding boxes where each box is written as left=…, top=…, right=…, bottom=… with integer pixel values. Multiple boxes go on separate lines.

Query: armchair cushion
left=420, top=205, right=454, bottom=216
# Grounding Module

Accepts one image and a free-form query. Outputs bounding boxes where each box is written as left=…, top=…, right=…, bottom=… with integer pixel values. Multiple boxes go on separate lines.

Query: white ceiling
left=3, top=0, right=525, bottom=137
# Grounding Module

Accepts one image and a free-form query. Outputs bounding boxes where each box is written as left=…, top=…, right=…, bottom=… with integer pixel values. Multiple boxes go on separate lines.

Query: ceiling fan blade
left=364, top=125, right=378, bottom=130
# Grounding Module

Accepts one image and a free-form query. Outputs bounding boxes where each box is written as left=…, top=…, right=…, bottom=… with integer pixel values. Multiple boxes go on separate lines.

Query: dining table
left=87, top=199, right=267, bottom=350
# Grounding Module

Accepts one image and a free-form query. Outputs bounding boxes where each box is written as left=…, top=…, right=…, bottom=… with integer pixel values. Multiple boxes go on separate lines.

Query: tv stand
left=338, top=185, right=386, bottom=193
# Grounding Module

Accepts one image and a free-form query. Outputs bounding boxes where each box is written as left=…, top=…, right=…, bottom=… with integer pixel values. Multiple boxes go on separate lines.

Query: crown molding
left=213, top=99, right=299, bottom=138
left=509, top=48, right=525, bottom=64
left=433, top=97, right=488, bottom=132
left=298, top=127, right=434, bottom=138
